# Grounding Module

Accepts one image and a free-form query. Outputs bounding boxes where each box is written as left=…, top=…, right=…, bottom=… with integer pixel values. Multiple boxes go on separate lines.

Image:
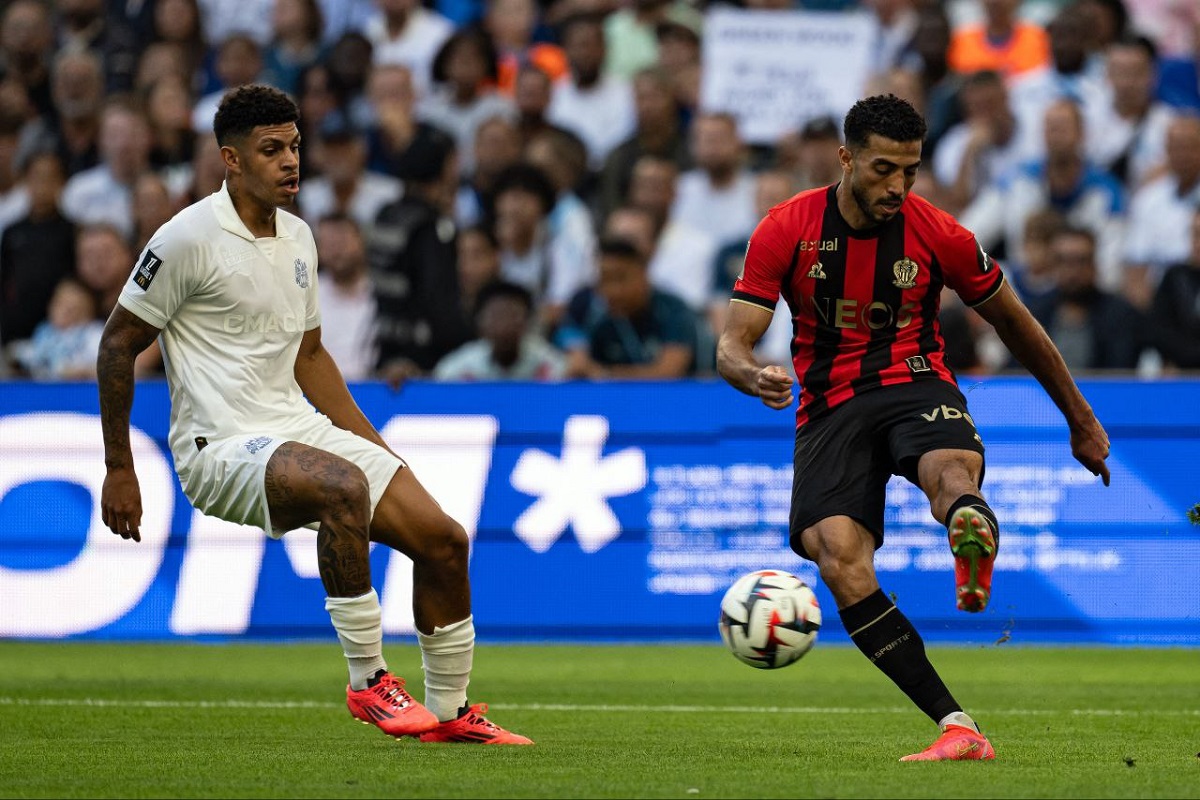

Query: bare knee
left=318, top=466, right=372, bottom=532
left=801, top=519, right=879, bottom=608
left=413, top=515, right=470, bottom=570
left=816, top=554, right=878, bottom=608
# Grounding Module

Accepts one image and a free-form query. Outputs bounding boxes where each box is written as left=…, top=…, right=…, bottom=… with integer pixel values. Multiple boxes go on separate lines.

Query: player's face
left=228, top=122, right=302, bottom=208
left=842, top=134, right=921, bottom=227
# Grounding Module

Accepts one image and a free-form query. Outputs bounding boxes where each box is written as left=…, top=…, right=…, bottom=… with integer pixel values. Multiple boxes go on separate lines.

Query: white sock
left=417, top=616, right=475, bottom=722
left=325, top=590, right=388, bottom=691
left=938, top=711, right=980, bottom=733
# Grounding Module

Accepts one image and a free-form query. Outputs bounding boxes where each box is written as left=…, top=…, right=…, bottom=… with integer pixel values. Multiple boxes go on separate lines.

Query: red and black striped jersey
left=732, top=184, right=1005, bottom=429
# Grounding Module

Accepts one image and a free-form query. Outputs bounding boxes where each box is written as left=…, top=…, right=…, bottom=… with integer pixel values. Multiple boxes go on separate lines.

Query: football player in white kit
left=97, top=85, right=531, bottom=745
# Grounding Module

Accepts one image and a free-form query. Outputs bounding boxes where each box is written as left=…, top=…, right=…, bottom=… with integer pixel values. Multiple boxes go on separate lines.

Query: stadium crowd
left=1, top=0, right=1199, bottom=382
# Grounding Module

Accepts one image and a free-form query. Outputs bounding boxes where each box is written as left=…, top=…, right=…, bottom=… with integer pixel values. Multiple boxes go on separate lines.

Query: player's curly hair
left=843, top=94, right=926, bottom=150
left=213, top=85, right=299, bottom=146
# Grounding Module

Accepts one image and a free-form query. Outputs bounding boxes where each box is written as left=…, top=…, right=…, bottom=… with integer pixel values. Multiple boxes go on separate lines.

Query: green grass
left=0, top=642, right=1196, bottom=798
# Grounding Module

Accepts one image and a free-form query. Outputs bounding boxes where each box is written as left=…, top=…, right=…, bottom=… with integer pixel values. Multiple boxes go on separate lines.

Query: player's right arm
left=97, top=306, right=163, bottom=542
left=717, top=302, right=793, bottom=410
left=716, top=210, right=795, bottom=410
left=97, top=217, right=199, bottom=541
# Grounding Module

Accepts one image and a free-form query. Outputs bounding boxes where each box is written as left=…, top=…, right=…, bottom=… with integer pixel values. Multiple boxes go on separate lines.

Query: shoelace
left=461, top=703, right=499, bottom=730
left=369, top=675, right=412, bottom=710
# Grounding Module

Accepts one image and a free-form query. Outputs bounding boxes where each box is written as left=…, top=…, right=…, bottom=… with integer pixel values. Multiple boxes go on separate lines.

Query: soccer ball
left=718, top=570, right=821, bottom=669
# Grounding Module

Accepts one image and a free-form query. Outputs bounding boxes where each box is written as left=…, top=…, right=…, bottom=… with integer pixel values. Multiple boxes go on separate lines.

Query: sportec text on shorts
left=789, top=379, right=986, bottom=560
left=176, top=413, right=406, bottom=537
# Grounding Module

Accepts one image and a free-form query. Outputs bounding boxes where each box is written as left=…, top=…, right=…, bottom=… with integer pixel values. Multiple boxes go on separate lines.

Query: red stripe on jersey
left=735, top=186, right=1004, bottom=429
left=817, top=235, right=877, bottom=417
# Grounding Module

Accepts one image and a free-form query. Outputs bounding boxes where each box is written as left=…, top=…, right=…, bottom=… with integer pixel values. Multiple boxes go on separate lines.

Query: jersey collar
left=213, top=181, right=292, bottom=241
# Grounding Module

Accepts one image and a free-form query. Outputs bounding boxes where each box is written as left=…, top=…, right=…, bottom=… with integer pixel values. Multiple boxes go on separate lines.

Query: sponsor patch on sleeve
left=132, top=249, right=163, bottom=290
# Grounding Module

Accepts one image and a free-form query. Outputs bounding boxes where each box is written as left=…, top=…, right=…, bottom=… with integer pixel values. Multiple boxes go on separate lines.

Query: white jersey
left=118, top=183, right=322, bottom=466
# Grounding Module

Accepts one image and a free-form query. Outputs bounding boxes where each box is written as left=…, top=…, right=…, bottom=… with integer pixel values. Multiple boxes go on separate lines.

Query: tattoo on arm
left=97, top=308, right=161, bottom=470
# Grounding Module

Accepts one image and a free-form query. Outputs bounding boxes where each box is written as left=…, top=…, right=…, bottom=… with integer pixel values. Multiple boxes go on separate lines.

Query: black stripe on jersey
left=779, top=237, right=805, bottom=311
left=850, top=213, right=908, bottom=395
left=779, top=237, right=805, bottom=359
left=731, top=290, right=776, bottom=311
left=918, top=252, right=947, bottom=373
left=965, top=272, right=1006, bottom=308
left=797, top=196, right=850, bottom=420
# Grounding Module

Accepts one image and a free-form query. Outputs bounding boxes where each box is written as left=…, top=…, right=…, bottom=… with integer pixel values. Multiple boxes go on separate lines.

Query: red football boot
left=418, top=703, right=533, bottom=745
left=948, top=506, right=997, bottom=613
left=346, top=672, right=438, bottom=738
left=900, top=724, right=996, bottom=762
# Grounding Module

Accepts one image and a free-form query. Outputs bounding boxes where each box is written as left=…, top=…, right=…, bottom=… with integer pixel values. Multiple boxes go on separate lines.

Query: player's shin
left=417, top=616, right=475, bottom=722
left=325, top=589, right=388, bottom=691
left=839, top=589, right=963, bottom=724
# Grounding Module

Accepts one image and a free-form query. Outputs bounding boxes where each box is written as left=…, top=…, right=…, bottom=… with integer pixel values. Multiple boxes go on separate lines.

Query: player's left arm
left=294, top=327, right=396, bottom=455
left=938, top=211, right=1110, bottom=485
left=973, top=282, right=1110, bottom=485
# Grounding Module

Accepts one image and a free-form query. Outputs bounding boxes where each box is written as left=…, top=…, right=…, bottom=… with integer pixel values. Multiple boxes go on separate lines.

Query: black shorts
left=789, top=380, right=986, bottom=560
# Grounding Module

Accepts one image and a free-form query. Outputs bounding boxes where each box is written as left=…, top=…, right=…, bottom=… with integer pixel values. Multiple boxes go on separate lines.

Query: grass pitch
left=0, top=642, right=1196, bottom=799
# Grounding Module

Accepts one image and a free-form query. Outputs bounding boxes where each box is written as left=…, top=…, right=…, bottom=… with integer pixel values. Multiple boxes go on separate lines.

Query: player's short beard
left=851, top=179, right=887, bottom=227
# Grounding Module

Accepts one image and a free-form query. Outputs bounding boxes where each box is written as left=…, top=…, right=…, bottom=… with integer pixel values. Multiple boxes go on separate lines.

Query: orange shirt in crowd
left=948, top=22, right=1051, bottom=79
left=497, top=43, right=570, bottom=95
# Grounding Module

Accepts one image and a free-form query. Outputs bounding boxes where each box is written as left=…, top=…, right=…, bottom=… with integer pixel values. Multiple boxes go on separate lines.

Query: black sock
left=839, top=589, right=961, bottom=723
left=945, top=494, right=1000, bottom=547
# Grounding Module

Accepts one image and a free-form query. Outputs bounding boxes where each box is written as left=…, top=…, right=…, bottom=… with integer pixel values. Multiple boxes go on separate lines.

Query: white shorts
left=177, top=415, right=405, bottom=537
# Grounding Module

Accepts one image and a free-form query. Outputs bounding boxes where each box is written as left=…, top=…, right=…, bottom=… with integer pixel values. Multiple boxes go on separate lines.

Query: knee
left=319, top=466, right=372, bottom=530
left=415, top=515, right=470, bottom=569
left=816, top=552, right=872, bottom=594
left=803, top=525, right=877, bottom=605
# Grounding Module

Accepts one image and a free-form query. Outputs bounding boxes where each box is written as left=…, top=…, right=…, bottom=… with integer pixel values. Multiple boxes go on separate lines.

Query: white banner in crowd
left=700, top=9, right=874, bottom=144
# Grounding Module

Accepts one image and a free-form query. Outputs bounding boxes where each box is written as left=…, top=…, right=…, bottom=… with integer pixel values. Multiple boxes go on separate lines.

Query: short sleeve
left=731, top=211, right=793, bottom=311
left=117, top=226, right=202, bottom=329
left=301, top=225, right=321, bottom=331
left=937, top=214, right=1005, bottom=308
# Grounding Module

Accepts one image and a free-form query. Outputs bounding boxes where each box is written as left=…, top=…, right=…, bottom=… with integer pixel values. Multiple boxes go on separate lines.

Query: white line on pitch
left=0, top=697, right=1197, bottom=717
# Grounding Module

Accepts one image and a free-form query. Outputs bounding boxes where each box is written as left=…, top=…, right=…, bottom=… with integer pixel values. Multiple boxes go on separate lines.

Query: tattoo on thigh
left=267, top=442, right=372, bottom=596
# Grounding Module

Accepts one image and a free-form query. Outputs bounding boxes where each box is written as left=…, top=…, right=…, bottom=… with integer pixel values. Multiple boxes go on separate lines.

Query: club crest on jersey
left=807, top=261, right=827, bottom=280
left=892, top=257, right=919, bottom=289
left=294, top=258, right=309, bottom=288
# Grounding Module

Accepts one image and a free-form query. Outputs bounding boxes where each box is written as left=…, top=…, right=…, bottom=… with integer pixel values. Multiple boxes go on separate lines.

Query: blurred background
left=0, top=0, right=1197, bottom=646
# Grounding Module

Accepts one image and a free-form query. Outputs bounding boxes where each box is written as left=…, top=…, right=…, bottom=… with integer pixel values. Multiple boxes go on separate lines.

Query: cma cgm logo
left=0, top=413, right=646, bottom=638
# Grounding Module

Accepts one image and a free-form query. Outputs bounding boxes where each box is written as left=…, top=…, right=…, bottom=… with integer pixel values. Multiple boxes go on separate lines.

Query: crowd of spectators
left=2, top=0, right=1200, bottom=383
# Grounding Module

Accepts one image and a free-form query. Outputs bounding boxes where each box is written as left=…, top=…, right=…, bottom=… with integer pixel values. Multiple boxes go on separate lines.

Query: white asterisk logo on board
left=510, top=415, right=647, bottom=553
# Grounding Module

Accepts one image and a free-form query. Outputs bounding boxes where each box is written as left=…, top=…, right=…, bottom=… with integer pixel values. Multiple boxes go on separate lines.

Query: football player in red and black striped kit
left=717, top=95, right=1111, bottom=762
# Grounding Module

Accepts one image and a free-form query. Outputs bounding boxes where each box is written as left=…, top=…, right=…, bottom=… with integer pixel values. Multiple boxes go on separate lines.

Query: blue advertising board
left=0, top=378, right=1196, bottom=645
